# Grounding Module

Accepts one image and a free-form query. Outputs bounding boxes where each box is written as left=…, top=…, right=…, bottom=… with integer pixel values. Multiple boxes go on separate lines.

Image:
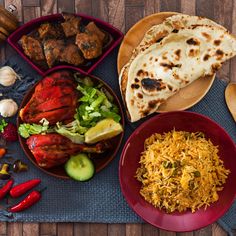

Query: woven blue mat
left=0, top=47, right=235, bottom=235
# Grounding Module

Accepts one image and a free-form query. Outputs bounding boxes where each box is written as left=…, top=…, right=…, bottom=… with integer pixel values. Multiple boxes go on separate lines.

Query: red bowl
left=17, top=65, right=125, bottom=179
left=7, top=13, right=123, bottom=75
left=119, top=111, right=236, bottom=232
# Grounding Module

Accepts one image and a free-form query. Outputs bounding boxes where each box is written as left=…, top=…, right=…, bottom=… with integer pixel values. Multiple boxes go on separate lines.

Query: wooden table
left=0, top=0, right=235, bottom=235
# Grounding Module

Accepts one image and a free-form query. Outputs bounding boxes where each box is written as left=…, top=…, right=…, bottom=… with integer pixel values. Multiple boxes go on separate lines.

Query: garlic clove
left=0, top=99, right=18, bottom=117
left=0, top=66, right=21, bottom=87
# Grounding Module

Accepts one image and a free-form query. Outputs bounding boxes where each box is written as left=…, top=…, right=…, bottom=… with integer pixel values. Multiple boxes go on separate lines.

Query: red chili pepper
left=9, top=190, right=41, bottom=213
left=0, top=179, right=14, bottom=200
left=10, top=179, right=41, bottom=198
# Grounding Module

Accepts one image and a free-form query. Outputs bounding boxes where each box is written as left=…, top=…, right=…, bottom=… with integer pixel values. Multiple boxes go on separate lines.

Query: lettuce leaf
left=76, top=83, right=121, bottom=128
left=55, top=120, right=87, bottom=144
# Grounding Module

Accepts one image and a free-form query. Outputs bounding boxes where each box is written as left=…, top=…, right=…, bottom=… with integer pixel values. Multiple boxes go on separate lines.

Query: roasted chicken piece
left=85, top=22, right=106, bottom=42
left=75, top=22, right=106, bottom=59
left=61, top=13, right=81, bottom=37
left=20, top=35, right=45, bottom=61
left=44, top=39, right=64, bottom=68
left=38, top=23, right=64, bottom=39
left=20, top=71, right=78, bottom=125
left=34, top=70, right=76, bottom=92
left=44, top=40, right=84, bottom=67
left=27, top=133, right=110, bottom=168
left=61, top=43, right=84, bottom=66
left=76, top=32, right=102, bottom=59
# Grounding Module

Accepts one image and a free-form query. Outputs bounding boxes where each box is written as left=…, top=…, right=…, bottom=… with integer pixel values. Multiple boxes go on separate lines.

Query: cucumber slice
left=65, top=153, right=95, bottom=181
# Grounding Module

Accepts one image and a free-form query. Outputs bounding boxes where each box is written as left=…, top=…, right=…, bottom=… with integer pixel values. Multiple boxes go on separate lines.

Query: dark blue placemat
left=0, top=48, right=235, bottom=235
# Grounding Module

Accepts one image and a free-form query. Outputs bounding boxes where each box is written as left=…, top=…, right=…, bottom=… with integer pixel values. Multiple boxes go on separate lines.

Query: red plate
left=7, top=13, right=123, bottom=75
left=18, top=65, right=125, bottom=179
left=119, top=111, right=236, bottom=232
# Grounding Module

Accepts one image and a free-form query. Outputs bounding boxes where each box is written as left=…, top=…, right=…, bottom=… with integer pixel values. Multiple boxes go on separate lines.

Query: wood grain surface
left=0, top=0, right=235, bottom=235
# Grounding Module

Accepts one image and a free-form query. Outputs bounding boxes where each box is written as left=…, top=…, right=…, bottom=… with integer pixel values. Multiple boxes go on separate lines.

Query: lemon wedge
left=85, top=118, right=123, bottom=144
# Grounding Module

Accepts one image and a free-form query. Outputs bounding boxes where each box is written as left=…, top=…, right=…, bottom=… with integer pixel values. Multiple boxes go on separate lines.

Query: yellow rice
left=136, top=130, right=230, bottom=213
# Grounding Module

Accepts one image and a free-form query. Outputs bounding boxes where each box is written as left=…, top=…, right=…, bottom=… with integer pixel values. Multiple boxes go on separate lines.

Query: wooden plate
left=117, top=12, right=215, bottom=113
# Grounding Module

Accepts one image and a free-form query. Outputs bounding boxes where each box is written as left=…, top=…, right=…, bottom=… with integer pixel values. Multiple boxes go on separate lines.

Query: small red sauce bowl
left=17, top=65, right=125, bottom=179
left=119, top=111, right=236, bottom=232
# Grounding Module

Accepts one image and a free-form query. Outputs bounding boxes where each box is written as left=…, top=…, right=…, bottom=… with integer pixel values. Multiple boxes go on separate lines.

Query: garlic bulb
left=0, top=99, right=18, bottom=117
left=0, top=66, right=21, bottom=86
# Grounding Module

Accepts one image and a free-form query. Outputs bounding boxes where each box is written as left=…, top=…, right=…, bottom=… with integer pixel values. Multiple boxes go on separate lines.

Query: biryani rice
left=136, top=130, right=230, bottom=213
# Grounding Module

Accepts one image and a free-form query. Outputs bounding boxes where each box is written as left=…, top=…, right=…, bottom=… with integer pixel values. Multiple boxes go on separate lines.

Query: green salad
left=19, top=76, right=122, bottom=144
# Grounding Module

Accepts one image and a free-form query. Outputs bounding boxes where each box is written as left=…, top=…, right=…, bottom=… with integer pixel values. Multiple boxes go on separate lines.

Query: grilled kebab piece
left=61, top=13, right=81, bottom=37
left=76, top=32, right=102, bottom=59
left=44, top=39, right=84, bottom=67
left=85, top=22, right=106, bottom=42
left=75, top=21, right=106, bottom=59
left=38, top=23, right=64, bottom=39
left=43, top=39, right=64, bottom=68
left=20, top=35, right=45, bottom=61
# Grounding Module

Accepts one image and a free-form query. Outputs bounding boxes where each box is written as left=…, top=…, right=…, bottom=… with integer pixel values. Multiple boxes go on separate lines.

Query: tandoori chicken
left=27, top=133, right=110, bottom=168
left=19, top=70, right=78, bottom=125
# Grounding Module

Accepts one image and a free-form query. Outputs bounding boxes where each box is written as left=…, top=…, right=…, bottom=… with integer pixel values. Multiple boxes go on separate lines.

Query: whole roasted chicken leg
left=20, top=71, right=78, bottom=125
left=27, top=133, right=109, bottom=168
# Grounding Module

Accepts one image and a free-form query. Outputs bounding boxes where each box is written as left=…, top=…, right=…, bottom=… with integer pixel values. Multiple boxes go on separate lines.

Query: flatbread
left=119, top=14, right=236, bottom=122
left=125, top=25, right=236, bottom=122
left=119, top=14, right=227, bottom=99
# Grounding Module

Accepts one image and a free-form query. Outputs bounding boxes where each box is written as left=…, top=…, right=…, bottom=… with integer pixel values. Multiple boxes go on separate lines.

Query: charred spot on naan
left=160, top=62, right=182, bottom=70
left=172, top=29, right=179, bottom=33
left=203, top=54, right=210, bottom=61
left=153, top=30, right=170, bottom=43
left=167, top=84, right=173, bottom=91
left=131, top=83, right=140, bottom=89
left=141, top=29, right=169, bottom=46
left=201, top=32, right=212, bottom=42
left=186, top=37, right=200, bottom=45
left=173, top=73, right=180, bottom=80
left=191, top=24, right=206, bottom=29
left=211, top=63, right=221, bottom=73
left=137, top=93, right=143, bottom=99
left=188, top=49, right=200, bottom=57
left=148, top=100, right=159, bottom=109
left=170, top=19, right=187, bottom=30
left=184, top=80, right=190, bottom=85
left=173, top=73, right=189, bottom=86
left=215, top=49, right=224, bottom=60
left=162, top=52, right=168, bottom=60
left=156, top=37, right=164, bottom=43
left=214, top=39, right=221, bottom=46
left=141, top=110, right=150, bottom=118
left=141, top=99, right=165, bottom=117
left=174, top=49, right=181, bottom=60
left=140, top=78, right=167, bottom=96
left=136, top=69, right=150, bottom=78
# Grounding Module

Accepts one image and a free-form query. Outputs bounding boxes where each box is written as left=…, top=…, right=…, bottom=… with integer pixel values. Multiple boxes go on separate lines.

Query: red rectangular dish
left=7, top=13, right=123, bottom=75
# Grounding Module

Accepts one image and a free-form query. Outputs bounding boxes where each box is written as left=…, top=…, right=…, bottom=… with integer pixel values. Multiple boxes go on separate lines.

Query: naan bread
left=125, top=25, right=236, bottom=122
left=119, top=14, right=227, bottom=99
